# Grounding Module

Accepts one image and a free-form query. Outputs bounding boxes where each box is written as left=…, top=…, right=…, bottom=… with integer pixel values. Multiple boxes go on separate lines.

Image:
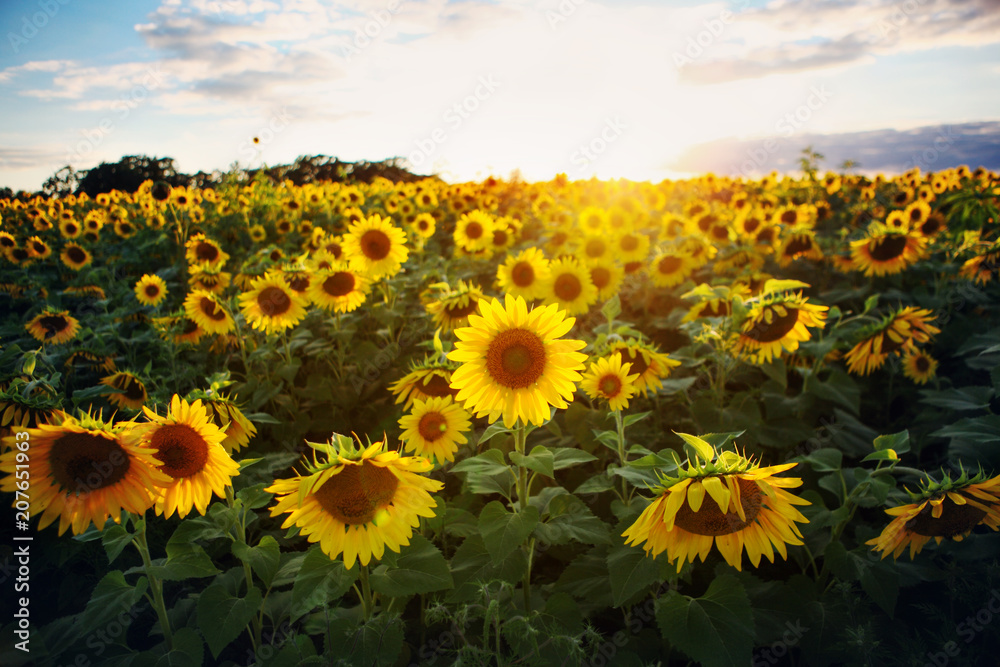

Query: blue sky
left=1, top=0, right=999, bottom=191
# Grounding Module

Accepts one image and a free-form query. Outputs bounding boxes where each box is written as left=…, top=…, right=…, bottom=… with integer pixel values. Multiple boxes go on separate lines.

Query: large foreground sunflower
left=131, top=395, right=240, bottom=519
left=867, top=471, right=1000, bottom=560
left=623, top=435, right=810, bottom=572
left=343, top=214, right=409, bottom=279
left=843, top=306, right=939, bottom=376
left=448, top=294, right=588, bottom=428
left=25, top=309, right=81, bottom=345
left=0, top=413, right=170, bottom=535
left=266, top=434, right=443, bottom=569
left=239, top=271, right=309, bottom=334
left=398, top=396, right=472, bottom=465
left=734, top=290, right=828, bottom=364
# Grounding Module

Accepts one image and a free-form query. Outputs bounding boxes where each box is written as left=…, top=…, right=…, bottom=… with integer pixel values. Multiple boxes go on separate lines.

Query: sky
left=1, top=0, right=999, bottom=191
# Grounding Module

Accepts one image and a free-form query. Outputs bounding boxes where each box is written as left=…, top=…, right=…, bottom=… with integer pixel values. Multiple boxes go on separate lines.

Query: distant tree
left=42, top=166, right=80, bottom=198
left=74, top=155, right=189, bottom=196
left=0, top=187, right=13, bottom=200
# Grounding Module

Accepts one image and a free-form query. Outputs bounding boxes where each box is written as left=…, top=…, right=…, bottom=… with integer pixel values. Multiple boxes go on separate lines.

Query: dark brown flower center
left=67, top=246, right=87, bottom=264
left=906, top=497, right=987, bottom=537
left=599, top=375, right=622, bottom=398
left=868, top=235, right=908, bottom=261
left=658, top=256, right=682, bottom=274
left=553, top=273, right=583, bottom=301
left=199, top=297, right=227, bottom=321
left=511, top=262, right=535, bottom=287
left=673, top=477, right=762, bottom=536
left=591, top=267, right=611, bottom=290
left=620, top=234, right=639, bottom=252
left=361, top=230, right=391, bottom=260
left=49, top=431, right=130, bottom=493
left=783, top=236, right=813, bottom=256
left=780, top=210, right=797, bottom=225
left=314, top=461, right=399, bottom=525
left=417, top=412, right=448, bottom=442
left=747, top=306, right=799, bottom=343
left=486, top=328, right=546, bottom=389
left=38, top=315, right=70, bottom=337
left=323, top=272, right=356, bottom=297
left=585, top=239, right=606, bottom=258
left=195, top=242, right=219, bottom=262
left=616, top=348, right=649, bottom=376
left=915, top=356, right=930, bottom=372
left=418, top=374, right=456, bottom=398
left=145, top=284, right=160, bottom=297
left=151, top=424, right=209, bottom=478
left=444, top=299, right=480, bottom=319
left=465, top=222, right=484, bottom=240
left=258, top=286, right=292, bottom=317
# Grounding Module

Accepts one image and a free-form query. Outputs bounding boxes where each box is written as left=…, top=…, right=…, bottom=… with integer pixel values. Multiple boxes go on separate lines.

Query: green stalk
left=132, top=515, right=173, bottom=651
left=513, top=421, right=533, bottom=613
left=359, top=564, right=374, bottom=622
left=613, top=410, right=630, bottom=507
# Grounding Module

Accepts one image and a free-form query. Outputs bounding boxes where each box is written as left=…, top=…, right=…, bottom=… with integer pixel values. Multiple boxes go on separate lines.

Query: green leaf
left=509, top=445, right=555, bottom=479
left=574, top=473, right=616, bottom=495
left=330, top=613, right=404, bottom=667
left=477, top=421, right=512, bottom=445
left=154, top=627, right=204, bottom=667
left=622, top=411, right=652, bottom=427
left=552, top=448, right=598, bottom=470
left=451, top=449, right=510, bottom=476
left=447, top=534, right=527, bottom=603
left=799, top=448, right=842, bottom=472
left=102, top=524, right=135, bottom=565
left=602, top=293, right=622, bottom=321
left=862, top=293, right=879, bottom=314
left=699, top=431, right=745, bottom=450
left=236, top=482, right=273, bottom=509
left=805, top=367, right=860, bottom=415
left=370, top=534, right=453, bottom=596
left=674, top=431, right=714, bottom=462
left=479, top=501, right=539, bottom=566
left=656, top=574, right=754, bottom=667
left=232, top=535, right=281, bottom=589
left=762, top=279, right=811, bottom=295
left=607, top=544, right=660, bottom=607
left=860, top=562, right=898, bottom=618
left=289, top=546, right=358, bottom=622
left=920, top=386, right=995, bottom=411
left=860, top=449, right=899, bottom=463
left=77, top=571, right=149, bottom=645
left=146, top=543, right=221, bottom=581
left=197, top=584, right=263, bottom=659
left=873, top=430, right=910, bottom=454
left=534, top=495, right=610, bottom=546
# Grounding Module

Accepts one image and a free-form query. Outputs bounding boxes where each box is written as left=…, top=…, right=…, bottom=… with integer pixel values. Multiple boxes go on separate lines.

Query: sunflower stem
left=513, top=421, right=533, bottom=614
left=359, top=564, right=374, bottom=622
left=613, top=410, right=630, bottom=506
left=227, top=486, right=263, bottom=648
left=132, top=515, right=174, bottom=652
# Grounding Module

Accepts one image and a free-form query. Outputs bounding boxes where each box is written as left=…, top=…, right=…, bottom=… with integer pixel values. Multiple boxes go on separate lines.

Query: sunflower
left=154, top=315, right=205, bottom=346
left=134, top=274, right=168, bottom=307
left=307, top=263, right=368, bottom=313
left=399, top=396, right=472, bottom=465
left=185, top=233, right=229, bottom=268
left=26, top=236, right=52, bottom=259
left=623, top=436, right=809, bottom=572
left=649, top=251, right=694, bottom=287
left=844, top=307, right=940, bottom=376
left=61, top=243, right=92, bottom=270
left=849, top=229, right=925, bottom=277
left=425, top=280, right=486, bottom=332
left=959, top=247, right=1000, bottom=285
left=448, top=294, right=588, bottom=428
left=280, top=266, right=312, bottom=296
left=195, top=393, right=258, bottom=455
left=239, top=271, right=309, bottom=334
left=343, top=214, right=409, bottom=279
left=389, top=362, right=459, bottom=408
left=25, top=309, right=80, bottom=345
left=589, top=260, right=624, bottom=302
left=0, top=231, right=16, bottom=250
left=543, top=257, right=598, bottom=316
left=607, top=339, right=681, bottom=396
left=99, top=371, right=148, bottom=410
left=131, top=395, right=239, bottom=519
left=496, top=248, right=551, bottom=302
left=63, top=285, right=106, bottom=300
left=867, top=471, right=1000, bottom=560
left=580, top=353, right=639, bottom=411
left=184, top=290, right=235, bottom=335
left=0, top=413, right=170, bottom=535
left=59, top=217, right=82, bottom=239
left=734, top=291, right=828, bottom=364
left=411, top=213, right=436, bottom=239
left=776, top=228, right=823, bottom=266
left=266, top=434, right=443, bottom=569
left=915, top=212, right=947, bottom=238
left=577, top=233, right=614, bottom=266
left=902, top=349, right=938, bottom=385
left=0, top=380, right=61, bottom=435
left=614, top=230, right=651, bottom=263
left=453, top=210, right=495, bottom=254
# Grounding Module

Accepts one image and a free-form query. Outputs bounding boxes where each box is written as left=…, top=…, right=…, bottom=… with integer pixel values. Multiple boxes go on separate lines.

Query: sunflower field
left=1, top=165, right=999, bottom=667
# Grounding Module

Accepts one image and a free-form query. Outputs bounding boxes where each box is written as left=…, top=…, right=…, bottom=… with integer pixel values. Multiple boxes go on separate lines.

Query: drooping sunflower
left=902, top=349, right=938, bottom=385
left=63, top=285, right=106, bottom=300
left=543, top=257, right=598, bottom=316
left=188, top=264, right=232, bottom=294
left=185, top=233, right=230, bottom=268
left=61, top=243, right=92, bottom=271
left=184, top=290, right=235, bottom=335
left=623, top=436, right=810, bottom=572
left=307, top=263, right=368, bottom=313
left=589, top=260, right=624, bottom=302
left=959, top=246, right=1000, bottom=285
left=25, top=309, right=81, bottom=345
left=497, top=248, right=551, bottom=302
left=99, top=371, right=148, bottom=410
left=134, top=274, right=168, bottom=307
left=607, top=339, right=681, bottom=396
left=0, top=379, right=62, bottom=436
left=867, top=471, right=1000, bottom=560
left=398, top=396, right=472, bottom=465
left=849, top=229, right=925, bottom=277
left=389, top=361, right=459, bottom=408
left=154, top=314, right=205, bottom=346
left=199, top=392, right=258, bottom=454
left=266, top=434, right=443, bottom=569
left=343, top=214, right=409, bottom=279
left=448, top=294, right=588, bottom=428
left=424, top=280, right=486, bottom=332
left=844, top=306, right=940, bottom=376
left=580, top=353, right=639, bottom=412
left=649, top=251, right=694, bottom=287
left=0, top=412, right=170, bottom=536
left=239, top=271, right=309, bottom=334
left=734, top=291, right=828, bottom=364
left=131, top=395, right=240, bottom=519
